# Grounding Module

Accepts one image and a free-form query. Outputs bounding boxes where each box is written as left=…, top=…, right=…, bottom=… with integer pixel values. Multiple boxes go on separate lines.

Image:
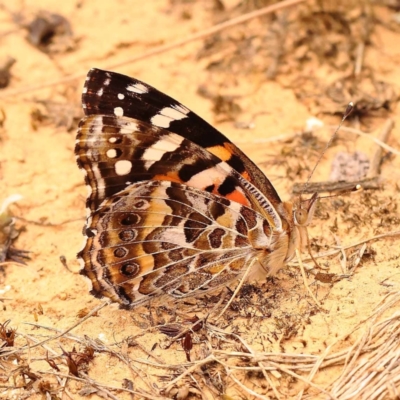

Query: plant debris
left=26, top=11, right=76, bottom=53
left=0, top=195, right=30, bottom=266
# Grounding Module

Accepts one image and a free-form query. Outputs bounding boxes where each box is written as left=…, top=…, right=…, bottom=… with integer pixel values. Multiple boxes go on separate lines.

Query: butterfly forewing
left=82, top=68, right=283, bottom=207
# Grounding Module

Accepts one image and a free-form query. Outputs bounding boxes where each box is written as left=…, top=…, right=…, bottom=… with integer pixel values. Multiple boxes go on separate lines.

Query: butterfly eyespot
left=85, top=228, right=97, bottom=238
left=120, top=214, right=139, bottom=225
left=114, top=247, right=128, bottom=258
left=295, top=209, right=308, bottom=225
left=120, top=262, right=140, bottom=277
left=133, top=200, right=146, bottom=209
left=118, top=229, right=137, bottom=241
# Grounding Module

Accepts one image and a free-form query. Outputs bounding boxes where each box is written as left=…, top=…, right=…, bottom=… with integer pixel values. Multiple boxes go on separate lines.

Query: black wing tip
left=86, top=67, right=135, bottom=84
left=87, top=67, right=109, bottom=76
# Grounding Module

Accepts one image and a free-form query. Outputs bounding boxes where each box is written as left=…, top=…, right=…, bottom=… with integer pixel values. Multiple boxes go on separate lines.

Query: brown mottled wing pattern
left=79, top=180, right=268, bottom=308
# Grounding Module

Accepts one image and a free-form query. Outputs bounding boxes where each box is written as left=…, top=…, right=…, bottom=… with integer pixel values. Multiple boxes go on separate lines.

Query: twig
left=295, top=249, right=322, bottom=308
left=162, top=355, right=216, bottom=392
left=22, top=334, right=75, bottom=398
left=0, top=0, right=306, bottom=99
left=225, top=367, right=269, bottom=399
left=351, top=243, right=367, bottom=274
left=293, top=118, right=395, bottom=194
left=298, top=230, right=400, bottom=264
left=331, top=233, right=347, bottom=274
left=354, top=42, right=365, bottom=76
left=21, top=321, right=159, bottom=393
left=214, top=257, right=255, bottom=320
left=209, top=323, right=282, bottom=398
left=367, top=118, right=394, bottom=178
left=1, top=302, right=107, bottom=357
left=328, top=121, right=398, bottom=155
left=36, top=370, right=159, bottom=399
left=292, top=176, right=380, bottom=195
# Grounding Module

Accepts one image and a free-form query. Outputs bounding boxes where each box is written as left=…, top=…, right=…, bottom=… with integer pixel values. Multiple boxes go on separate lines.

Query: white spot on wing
left=106, top=149, right=117, bottom=158
left=97, top=88, right=104, bottom=96
left=150, top=114, right=169, bottom=129
left=90, top=163, right=105, bottom=203
left=142, top=134, right=184, bottom=168
left=118, top=93, right=125, bottom=100
left=109, top=137, right=117, bottom=143
left=115, top=160, right=132, bottom=176
left=172, top=104, right=190, bottom=115
left=151, top=105, right=189, bottom=128
left=104, top=78, right=111, bottom=86
left=186, top=163, right=227, bottom=188
left=127, top=83, right=148, bottom=94
left=114, top=107, right=124, bottom=117
left=228, top=199, right=242, bottom=213
left=82, top=86, right=88, bottom=94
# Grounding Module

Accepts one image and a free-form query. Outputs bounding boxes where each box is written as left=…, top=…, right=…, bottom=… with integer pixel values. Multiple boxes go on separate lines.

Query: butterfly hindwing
left=79, top=180, right=272, bottom=308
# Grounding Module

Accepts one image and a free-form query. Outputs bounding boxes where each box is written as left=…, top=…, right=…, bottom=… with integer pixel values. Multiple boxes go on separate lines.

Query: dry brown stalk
left=0, top=0, right=307, bottom=100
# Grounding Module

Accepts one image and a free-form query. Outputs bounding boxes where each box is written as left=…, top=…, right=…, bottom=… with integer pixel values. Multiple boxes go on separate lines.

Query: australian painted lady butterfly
left=75, top=68, right=318, bottom=309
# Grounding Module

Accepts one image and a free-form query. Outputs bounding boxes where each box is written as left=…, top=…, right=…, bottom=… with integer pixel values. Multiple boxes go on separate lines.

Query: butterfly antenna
left=302, top=102, right=354, bottom=195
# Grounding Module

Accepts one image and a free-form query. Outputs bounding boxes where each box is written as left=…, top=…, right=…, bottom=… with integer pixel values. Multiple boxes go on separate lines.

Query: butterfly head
left=294, top=192, right=319, bottom=229
left=283, top=192, right=319, bottom=265
left=294, top=193, right=319, bottom=258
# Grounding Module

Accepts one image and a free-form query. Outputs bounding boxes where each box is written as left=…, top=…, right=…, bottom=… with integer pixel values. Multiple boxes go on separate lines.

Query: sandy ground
left=1, top=1, right=400, bottom=399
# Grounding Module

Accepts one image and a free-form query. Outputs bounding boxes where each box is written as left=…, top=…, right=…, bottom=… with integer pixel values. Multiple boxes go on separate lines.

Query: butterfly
left=75, top=68, right=318, bottom=309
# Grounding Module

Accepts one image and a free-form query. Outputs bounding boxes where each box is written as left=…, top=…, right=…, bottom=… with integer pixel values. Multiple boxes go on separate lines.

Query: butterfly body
left=76, top=69, right=317, bottom=309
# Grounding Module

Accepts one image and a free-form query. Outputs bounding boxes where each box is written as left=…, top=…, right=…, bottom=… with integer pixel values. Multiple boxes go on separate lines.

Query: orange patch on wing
left=210, top=184, right=249, bottom=207
left=208, top=143, right=252, bottom=183
left=241, top=170, right=250, bottom=181
left=204, top=264, right=225, bottom=274
left=206, top=144, right=232, bottom=161
left=153, top=172, right=183, bottom=184
left=229, top=259, right=245, bottom=271
left=225, top=189, right=250, bottom=207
